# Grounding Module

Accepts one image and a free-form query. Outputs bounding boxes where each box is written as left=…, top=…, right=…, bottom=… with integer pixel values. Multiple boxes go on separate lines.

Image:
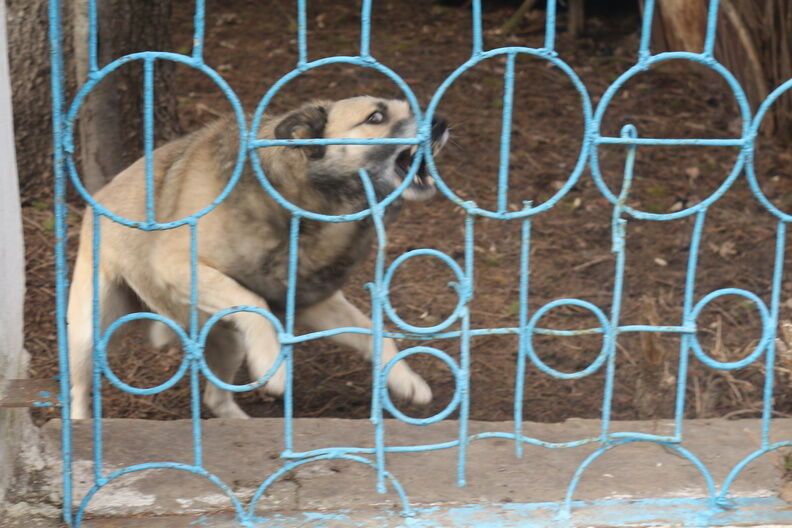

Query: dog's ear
left=275, top=105, right=327, bottom=160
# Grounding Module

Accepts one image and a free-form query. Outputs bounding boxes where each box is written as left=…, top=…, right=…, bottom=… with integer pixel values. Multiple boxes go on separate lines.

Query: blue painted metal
left=46, top=0, right=791, bottom=526
left=240, top=497, right=792, bottom=527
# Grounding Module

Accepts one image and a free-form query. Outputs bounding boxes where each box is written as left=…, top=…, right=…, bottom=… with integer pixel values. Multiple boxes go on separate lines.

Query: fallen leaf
left=718, top=241, right=737, bottom=258
left=685, top=166, right=700, bottom=181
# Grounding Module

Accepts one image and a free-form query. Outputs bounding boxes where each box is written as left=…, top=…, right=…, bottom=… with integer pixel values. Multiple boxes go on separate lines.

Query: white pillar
left=0, top=0, right=30, bottom=507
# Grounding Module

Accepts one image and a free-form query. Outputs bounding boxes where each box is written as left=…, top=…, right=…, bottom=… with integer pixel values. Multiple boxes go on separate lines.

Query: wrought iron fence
left=47, top=0, right=792, bottom=525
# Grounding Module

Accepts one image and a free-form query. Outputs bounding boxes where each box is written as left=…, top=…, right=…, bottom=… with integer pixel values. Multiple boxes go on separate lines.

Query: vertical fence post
left=47, top=0, right=74, bottom=523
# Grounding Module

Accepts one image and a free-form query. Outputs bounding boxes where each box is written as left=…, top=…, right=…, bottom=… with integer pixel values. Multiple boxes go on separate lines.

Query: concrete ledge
left=7, top=497, right=787, bottom=528
left=15, top=418, right=791, bottom=526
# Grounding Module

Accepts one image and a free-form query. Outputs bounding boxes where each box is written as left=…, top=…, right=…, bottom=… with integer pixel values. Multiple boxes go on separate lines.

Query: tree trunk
left=649, top=0, right=792, bottom=142
left=6, top=0, right=180, bottom=199
left=72, top=0, right=124, bottom=193
left=6, top=0, right=64, bottom=203
left=72, top=0, right=181, bottom=193
left=655, top=0, right=707, bottom=52
left=568, top=0, right=585, bottom=38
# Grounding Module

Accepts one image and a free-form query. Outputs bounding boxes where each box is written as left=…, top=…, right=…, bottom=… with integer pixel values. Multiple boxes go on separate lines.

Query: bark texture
left=73, top=0, right=182, bottom=192
left=6, top=0, right=64, bottom=201
left=6, top=0, right=180, bottom=198
left=649, top=0, right=791, bottom=141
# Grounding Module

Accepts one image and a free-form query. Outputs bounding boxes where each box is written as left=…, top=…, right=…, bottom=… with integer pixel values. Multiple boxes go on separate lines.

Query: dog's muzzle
left=395, top=117, right=448, bottom=201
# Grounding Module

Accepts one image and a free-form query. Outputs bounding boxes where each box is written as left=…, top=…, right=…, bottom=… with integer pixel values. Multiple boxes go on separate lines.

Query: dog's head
left=274, top=96, right=448, bottom=201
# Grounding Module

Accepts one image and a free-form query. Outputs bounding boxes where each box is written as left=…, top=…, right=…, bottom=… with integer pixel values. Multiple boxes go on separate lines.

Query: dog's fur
left=68, top=96, right=449, bottom=419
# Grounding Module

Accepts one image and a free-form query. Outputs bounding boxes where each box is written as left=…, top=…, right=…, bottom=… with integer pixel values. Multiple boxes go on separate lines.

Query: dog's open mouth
left=394, top=146, right=435, bottom=197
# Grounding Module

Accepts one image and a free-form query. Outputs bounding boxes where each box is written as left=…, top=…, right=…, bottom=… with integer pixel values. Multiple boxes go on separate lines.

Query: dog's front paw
left=387, top=362, right=432, bottom=405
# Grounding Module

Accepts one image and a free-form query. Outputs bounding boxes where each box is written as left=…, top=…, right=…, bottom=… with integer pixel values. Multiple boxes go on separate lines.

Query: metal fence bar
left=252, top=137, right=422, bottom=148
left=675, top=210, right=707, bottom=440
left=470, top=0, right=483, bottom=57
left=638, top=0, right=656, bottom=60
left=90, top=210, right=103, bottom=482
left=283, top=215, right=301, bottom=454
left=600, top=125, right=637, bottom=440
left=514, top=216, right=531, bottom=458
left=497, top=52, right=516, bottom=213
left=544, top=0, right=557, bottom=52
left=48, top=2, right=72, bottom=520
left=192, top=0, right=206, bottom=62
left=703, top=0, right=721, bottom=57
left=45, top=0, right=792, bottom=525
left=358, top=167, right=389, bottom=494
left=762, top=220, right=786, bottom=447
left=87, top=0, right=98, bottom=74
left=297, top=0, right=308, bottom=67
left=360, top=0, right=372, bottom=58
left=143, top=58, right=156, bottom=225
left=189, top=221, right=203, bottom=467
left=457, top=213, right=476, bottom=486
left=596, top=136, right=744, bottom=147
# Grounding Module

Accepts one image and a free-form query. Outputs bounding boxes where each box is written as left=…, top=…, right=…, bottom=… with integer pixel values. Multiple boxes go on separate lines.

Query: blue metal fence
left=47, top=0, right=792, bottom=525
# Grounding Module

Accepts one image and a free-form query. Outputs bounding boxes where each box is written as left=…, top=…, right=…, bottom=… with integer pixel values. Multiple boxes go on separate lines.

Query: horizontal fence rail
left=47, top=0, right=792, bottom=525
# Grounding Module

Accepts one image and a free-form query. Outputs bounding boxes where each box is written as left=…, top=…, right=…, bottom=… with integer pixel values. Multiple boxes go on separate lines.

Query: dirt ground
left=23, top=0, right=792, bottom=426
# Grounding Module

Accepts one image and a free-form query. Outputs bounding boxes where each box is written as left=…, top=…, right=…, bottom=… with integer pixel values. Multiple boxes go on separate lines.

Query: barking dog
left=67, top=96, right=449, bottom=419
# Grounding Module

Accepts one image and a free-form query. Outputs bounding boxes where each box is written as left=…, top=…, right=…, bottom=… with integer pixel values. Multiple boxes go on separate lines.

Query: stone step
left=8, top=418, right=792, bottom=526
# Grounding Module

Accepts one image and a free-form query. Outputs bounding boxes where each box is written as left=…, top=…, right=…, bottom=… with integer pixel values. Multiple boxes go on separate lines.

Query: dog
left=67, top=96, right=449, bottom=419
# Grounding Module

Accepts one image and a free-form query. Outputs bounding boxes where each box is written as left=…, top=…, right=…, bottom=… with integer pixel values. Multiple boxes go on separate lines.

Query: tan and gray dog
left=68, top=96, right=449, bottom=419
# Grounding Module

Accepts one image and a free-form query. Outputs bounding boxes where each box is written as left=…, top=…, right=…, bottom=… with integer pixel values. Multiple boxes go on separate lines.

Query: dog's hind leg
left=297, top=291, right=432, bottom=405
left=149, top=320, right=177, bottom=349
left=203, top=325, right=249, bottom=418
left=67, top=238, right=136, bottom=419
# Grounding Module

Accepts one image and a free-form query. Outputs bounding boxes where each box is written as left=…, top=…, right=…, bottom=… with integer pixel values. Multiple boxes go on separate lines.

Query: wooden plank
left=0, top=379, right=60, bottom=408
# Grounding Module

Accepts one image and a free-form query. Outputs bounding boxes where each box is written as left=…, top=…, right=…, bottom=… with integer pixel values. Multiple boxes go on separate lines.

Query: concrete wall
left=0, top=0, right=30, bottom=507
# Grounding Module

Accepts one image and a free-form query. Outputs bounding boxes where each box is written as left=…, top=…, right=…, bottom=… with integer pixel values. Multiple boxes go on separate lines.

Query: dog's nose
left=431, top=116, right=448, bottom=141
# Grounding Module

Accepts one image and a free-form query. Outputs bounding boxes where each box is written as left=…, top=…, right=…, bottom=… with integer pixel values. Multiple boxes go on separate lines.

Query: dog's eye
left=366, top=111, right=385, bottom=124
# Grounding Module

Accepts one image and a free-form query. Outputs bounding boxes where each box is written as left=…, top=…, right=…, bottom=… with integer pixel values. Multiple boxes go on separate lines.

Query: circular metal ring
left=745, top=79, right=792, bottom=221
left=380, top=346, right=463, bottom=425
left=99, top=312, right=191, bottom=395
left=589, top=52, right=752, bottom=221
left=524, top=298, right=611, bottom=379
left=689, top=288, right=771, bottom=370
left=382, top=249, right=468, bottom=334
left=197, top=306, right=287, bottom=392
left=64, top=52, right=247, bottom=230
left=423, top=46, right=593, bottom=219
